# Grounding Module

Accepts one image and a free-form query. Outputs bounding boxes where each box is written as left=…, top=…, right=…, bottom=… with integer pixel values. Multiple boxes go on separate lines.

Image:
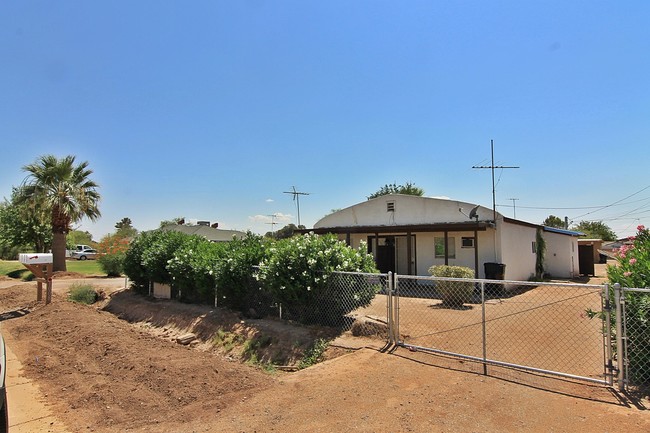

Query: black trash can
left=484, top=263, right=506, bottom=297
left=484, top=262, right=506, bottom=280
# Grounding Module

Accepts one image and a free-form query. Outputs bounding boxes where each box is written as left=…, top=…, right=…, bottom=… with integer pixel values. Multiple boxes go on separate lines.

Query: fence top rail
left=330, top=270, right=390, bottom=278
left=621, top=286, right=650, bottom=293
left=396, top=274, right=606, bottom=290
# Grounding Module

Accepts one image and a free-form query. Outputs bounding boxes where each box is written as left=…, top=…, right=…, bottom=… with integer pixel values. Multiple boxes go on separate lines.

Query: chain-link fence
left=621, top=287, right=650, bottom=393
left=243, top=270, right=391, bottom=339
left=394, top=275, right=610, bottom=385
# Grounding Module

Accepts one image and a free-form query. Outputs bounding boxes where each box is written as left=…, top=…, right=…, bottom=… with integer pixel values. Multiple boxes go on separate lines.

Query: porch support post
left=474, top=227, right=479, bottom=278
left=444, top=231, right=449, bottom=266
left=406, top=231, right=412, bottom=275
left=345, top=232, right=351, bottom=246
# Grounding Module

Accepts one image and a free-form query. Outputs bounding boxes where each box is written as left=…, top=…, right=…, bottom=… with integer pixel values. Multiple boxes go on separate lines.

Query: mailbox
left=19, top=253, right=54, bottom=265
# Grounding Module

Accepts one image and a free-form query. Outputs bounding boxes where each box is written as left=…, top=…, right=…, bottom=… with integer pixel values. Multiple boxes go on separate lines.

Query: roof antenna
left=283, top=186, right=310, bottom=226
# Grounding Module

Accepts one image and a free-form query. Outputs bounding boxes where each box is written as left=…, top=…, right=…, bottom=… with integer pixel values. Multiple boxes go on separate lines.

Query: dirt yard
left=0, top=275, right=649, bottom=433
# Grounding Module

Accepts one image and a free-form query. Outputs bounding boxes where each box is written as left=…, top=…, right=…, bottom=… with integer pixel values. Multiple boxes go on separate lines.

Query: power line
left=570, top=185, right=650, bottom=220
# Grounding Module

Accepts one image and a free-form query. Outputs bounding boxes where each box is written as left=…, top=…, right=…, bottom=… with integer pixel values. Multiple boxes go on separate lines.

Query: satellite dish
left=468, top=205, right=480, bottom=220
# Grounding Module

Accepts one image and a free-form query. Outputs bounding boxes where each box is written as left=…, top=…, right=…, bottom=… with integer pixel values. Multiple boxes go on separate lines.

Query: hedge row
left=123, top=230, right=378, bottom=325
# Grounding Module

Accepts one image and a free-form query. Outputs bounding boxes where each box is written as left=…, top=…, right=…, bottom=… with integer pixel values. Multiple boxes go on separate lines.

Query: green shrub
left=298, top=338, right=330, bottom=369
left=257, top=233, right=378, bottom=325
left=428, top=265, right=475, bottom=306
left=68, top=283, right=98, bottom=304
left=215, top=233, right=271, bottom=314
left=167, top=236, right=227, bottom=304
left=98, top=253, right=125, bottom=277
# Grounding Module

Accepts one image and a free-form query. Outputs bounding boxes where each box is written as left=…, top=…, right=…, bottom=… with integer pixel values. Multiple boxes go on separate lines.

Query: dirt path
left=0, top=277, right=648, bottom=433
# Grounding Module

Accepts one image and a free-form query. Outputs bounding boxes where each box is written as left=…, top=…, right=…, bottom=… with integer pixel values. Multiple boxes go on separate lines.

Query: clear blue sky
left=1, top=1, right=648, bottom=240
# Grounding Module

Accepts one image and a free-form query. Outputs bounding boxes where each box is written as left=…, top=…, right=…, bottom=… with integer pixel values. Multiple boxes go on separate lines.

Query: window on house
left=387, top=201, right=395, bottom=212
left=461, top=237, right=475, bottom=248
left=435, top=237, right=455, bottom=258
left=532, top=241, right=537, bottom=254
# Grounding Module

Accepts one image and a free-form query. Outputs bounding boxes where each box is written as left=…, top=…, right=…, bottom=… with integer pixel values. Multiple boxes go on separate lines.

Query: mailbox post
left=19, top=253, right=54, bottom=304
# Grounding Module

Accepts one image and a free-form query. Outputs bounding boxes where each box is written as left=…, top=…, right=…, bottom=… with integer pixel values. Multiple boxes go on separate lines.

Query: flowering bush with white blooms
left=167, top=235, right=228, bottom=303
left=214, top=233, right=271, bottom=313
left=257, top=233, right=378, bottom=325
left=607, top=224, right=650, bottom=386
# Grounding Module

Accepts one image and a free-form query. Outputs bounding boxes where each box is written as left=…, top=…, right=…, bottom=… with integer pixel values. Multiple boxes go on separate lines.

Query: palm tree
left=20, top=155, right=101, bottom=271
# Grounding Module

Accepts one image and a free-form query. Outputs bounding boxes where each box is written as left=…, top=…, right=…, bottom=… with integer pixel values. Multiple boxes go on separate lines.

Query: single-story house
left=309, top=194, right=581, bottom=281
left=160, top=224, right=246, bottom=242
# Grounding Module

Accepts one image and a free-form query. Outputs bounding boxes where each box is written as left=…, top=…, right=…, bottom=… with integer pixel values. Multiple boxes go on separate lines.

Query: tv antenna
left=472, top=140, right=519, bottom=222
left=266, top=214, right=279, bottom=237
left=508, top=198, right=519, bottom=219
left=283, top=186, right=310, bottom=226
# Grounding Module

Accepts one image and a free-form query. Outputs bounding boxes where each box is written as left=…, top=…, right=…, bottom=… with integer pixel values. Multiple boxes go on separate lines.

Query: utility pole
left=472, top=140, right=519, bottom=222
left=283, top=186, right=310, bottom=226
left=508, top=198, right=519, bottom=219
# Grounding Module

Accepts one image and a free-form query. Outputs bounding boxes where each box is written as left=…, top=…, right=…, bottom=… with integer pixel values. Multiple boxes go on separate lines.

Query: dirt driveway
left=0, top=276, right=648, bottom=433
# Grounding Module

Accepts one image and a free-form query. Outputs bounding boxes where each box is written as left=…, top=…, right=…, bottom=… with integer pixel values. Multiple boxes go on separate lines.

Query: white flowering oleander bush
left=607, top=224, right=650, bottom=387
left=167, top=236, right=227, bottom=303
left=257, top=233, right=378, bottom=325
left=214, top=233, right=271, bottom=314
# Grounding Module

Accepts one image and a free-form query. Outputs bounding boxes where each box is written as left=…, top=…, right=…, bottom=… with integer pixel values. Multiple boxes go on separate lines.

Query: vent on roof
left=387, top=201, right=395, bottom=212
left=197, top=221, right=210, bottom=226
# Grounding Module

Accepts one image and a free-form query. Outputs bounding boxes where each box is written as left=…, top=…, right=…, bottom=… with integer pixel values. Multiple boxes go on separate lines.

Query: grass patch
left=0, top=260, right=105, bottom=279
left=66, top=260, right=104, bottom=275
left=68, top=283, right=99, bottom=304
left=212, top=329, right=246, bottom=352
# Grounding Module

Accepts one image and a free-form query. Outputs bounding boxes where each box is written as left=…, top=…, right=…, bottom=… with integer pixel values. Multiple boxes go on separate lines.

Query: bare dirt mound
left=0, top=285, right=275, bottom=433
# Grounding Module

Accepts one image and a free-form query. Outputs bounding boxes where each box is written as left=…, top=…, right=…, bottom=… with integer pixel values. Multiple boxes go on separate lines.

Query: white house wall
left=544, top=231, right=578, bottom=278
left=498, top=222, right=537, bottom=281
left=315, top=195, right=492, bottom=228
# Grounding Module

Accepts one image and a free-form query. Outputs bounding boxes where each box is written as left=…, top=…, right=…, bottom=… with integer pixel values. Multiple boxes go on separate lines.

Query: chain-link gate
left=391, top=275, right=614, bottom=386
left=617, top=286, right=650, bottom=393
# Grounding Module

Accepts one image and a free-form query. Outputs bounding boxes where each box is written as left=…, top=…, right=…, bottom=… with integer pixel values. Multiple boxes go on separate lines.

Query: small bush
left=298, top=338, right=329, bottom=369
left=68, top=283, right=98, bottom=304
left=428, top=265, right=475, bottom=306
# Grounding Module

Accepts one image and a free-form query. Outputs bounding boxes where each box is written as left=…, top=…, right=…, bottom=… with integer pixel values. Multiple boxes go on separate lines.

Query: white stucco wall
left=497, top=221, right=538, bottom=281
left=543, top=231, right=579, bottom=278
left=315, top=195, right=492, bottom=228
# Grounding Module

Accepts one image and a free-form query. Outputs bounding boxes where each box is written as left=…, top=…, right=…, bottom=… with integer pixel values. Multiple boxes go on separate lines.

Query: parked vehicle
left=72, top=247, right=98, bottom=260
left=0, top=333, right=8, bottom=433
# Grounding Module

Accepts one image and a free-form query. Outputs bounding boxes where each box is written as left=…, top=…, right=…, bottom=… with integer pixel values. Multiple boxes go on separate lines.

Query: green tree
left=265, top=223, right=305, bottom=240
left=542, top=215, right=565, bottom=229
left=67, top=230, right=94, bottom=248
left=571, top=220, right=617, bottom=241
left=367, top=182, right=424, bottom=200
left=115, top=217, right=138, bottom=238
left=159, top=217, right=185, bottom=228
left=0, top=187, right=52, bottom=255
left=19, top=155, right=101, bottom=271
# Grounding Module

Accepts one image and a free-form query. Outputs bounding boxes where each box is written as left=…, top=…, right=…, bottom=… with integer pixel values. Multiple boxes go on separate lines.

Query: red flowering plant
left=97, top=233, right=131, bottom=277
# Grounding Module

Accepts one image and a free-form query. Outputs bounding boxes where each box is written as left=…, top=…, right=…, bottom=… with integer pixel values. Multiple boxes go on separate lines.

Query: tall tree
left=367, top=182, right=424, bottom=200
left=570, top=220, right=617, bottom=241
left=542, top=215, right=566, bottom=229
left=115, top=217, right=138, bottom=238
left=20, top=155, right=101, bottom=271
left=0, top=187, right=52, bottom=254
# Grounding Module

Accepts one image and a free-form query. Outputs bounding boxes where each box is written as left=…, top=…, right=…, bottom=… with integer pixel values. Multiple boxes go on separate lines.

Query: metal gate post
left=386, top=272, right=394, bottom=345
left=613, top=283, right=625, bottom=391
left=392, top=272, right=400, bottom=344
left=481, top=281, right=487, bottom=375
left=603, top=283, right=614, bottom=386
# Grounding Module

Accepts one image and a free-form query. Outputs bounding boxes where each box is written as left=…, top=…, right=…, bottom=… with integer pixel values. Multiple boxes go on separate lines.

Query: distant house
left=159, top=224, right=246, bottom=242
left=309, top=194, right=581, bottom=280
